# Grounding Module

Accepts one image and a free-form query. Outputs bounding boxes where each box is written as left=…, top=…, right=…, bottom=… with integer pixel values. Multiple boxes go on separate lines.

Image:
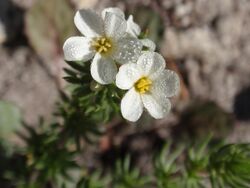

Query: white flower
left=103, top=7, right=156, bottom=51
left=116, top=52, right=180, bottom=122
left=63, top=9, right=143, bottom=85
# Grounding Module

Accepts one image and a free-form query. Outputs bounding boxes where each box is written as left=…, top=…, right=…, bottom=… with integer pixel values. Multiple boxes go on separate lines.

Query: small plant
left=0, top=7, right=249, bottom=188
left=113, top=156, right=151, bottom=188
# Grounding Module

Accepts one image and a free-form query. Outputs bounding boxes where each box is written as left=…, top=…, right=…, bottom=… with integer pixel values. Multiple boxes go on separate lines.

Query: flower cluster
left=63, top=7, right=180, bottom=122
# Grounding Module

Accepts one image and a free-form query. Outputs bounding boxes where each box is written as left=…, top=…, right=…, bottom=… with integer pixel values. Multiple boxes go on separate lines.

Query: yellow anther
left=92, top=37, right=112, bottom=55
left=134, top=77, right=152, bottom=94
left=105, top=43, right=112, bottom=48
left=101, top=38, right=106, bottom=44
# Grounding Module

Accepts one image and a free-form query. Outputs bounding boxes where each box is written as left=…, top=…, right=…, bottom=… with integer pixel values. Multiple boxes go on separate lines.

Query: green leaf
left=113, top=156, right=151, bottom=188
left=0, top=101, right=22, bottom=138
left=208, top=144, right=250, bottom=188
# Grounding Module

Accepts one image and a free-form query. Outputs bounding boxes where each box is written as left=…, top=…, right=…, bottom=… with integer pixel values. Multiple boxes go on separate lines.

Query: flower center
left=134, top=76, right=152, bottom=94
left=91, top=37, right=112, bottom=55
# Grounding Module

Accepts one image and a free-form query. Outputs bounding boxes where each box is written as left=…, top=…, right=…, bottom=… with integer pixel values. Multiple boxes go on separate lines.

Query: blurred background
left=0, top=0, right=250, bottom=186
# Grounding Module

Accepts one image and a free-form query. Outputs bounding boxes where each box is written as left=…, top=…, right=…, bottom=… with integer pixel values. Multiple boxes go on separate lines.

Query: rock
left=194, top=0, right=234, bottom=24
left=163, top=0, right=234, bottom=28
left=11, top=0, right=36, bottom=9
left=227, top=122, right=250, bottom=142
left=70, top=0, right=99, bottom=9
left=161, top=0, right=250, bottom=112
left=0, top=47, right=58, bottom=125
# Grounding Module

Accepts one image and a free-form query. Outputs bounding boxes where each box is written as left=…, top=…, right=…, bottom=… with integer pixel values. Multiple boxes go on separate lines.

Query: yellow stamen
left=91, top=37, right=113, bottom=55
left=134, top=76, right=152, bottom=94
left=101, top=38, right=105, bottom=44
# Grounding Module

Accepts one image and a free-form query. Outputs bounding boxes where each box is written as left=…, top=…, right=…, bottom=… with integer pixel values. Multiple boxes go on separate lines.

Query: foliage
left=0, top=101, right=22, bottom=138
left=153, top=138, right=250, bottom=188
left=1, top=46, right=249, bottom=188
left=209, top=144, right=250, bottom=188
left=62, top=60, right=124, bottom=124
left=2, top=126, right=250, bottom=188
left=113, top=156, right=151, bottom=188
left=77, top=171, right=109, bottom=188
left=154, top=142, right=184, bottom=188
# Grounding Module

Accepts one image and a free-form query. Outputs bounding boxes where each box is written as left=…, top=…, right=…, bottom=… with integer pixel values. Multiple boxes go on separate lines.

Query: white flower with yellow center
left=116, top=52, right=180, bottom=122
left=63, top=9, right=142, bottom=84
left=102, top=7, right=156, bottom=51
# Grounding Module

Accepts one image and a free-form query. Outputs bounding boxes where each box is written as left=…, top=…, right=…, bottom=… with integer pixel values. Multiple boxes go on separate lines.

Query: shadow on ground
left=234, top=86, right=250, bottom=121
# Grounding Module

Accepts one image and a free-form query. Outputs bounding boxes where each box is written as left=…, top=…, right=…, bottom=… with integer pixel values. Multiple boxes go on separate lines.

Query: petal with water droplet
left=113, top=37, right=142, bottom=64
left=151, top=69, right=180, bottom=98
left=101, top=7, right=125, bottom=19
left=141, top=93, right=171, bottom=119
left=116, top=63, right=142, bottom=90
left=74, top=9, right=103, bottom=37
left=104, top=12, right=127, bottom=40
left=141, top=38, right=156, bottom=51
left=63, top=36, right=94, bottom=61
left=91, top=53, right=117, bottom=84
left=137, top=52, right=165, bottom=76
left=121, top=88, right=143, bottom=122
left=126, top=15, right=141, bottom=37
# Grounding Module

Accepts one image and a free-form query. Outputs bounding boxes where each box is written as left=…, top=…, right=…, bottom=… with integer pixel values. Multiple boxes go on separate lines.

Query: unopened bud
left=90, top=80, right=103, bottom=91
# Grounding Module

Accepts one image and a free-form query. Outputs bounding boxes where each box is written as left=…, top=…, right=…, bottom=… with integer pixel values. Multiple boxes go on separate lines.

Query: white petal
left=137, top=52, right=166, bottom=76
left=141, top=38, right=156, bottom=51
left=121, top=88, right=143, bottom=122
left=141, top=94, right=171, bottom=119
left=116, top=63, right=142, bottom=90
left=74, top=9, right=103, bottom=37
left=90, top=54, right=117, bottom=84
left=63, top=36, right=94, bottom=61
left=113, top=37, right=142, bottom=64
left=126, top=15, right=141, bottom=37
left=151, top=69, right=180, bottom=98
left=102, top=7, right=125, bottom=19
left=104, top=12, right=126, bottom=39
